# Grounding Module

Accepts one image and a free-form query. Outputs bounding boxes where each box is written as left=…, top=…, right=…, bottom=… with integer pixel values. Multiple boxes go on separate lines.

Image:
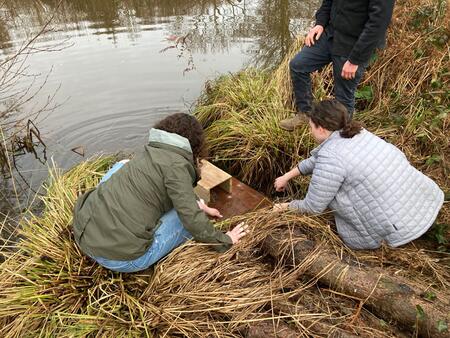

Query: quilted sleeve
left=290, top=150, right=345, bottom=214
left=298, top=156, right=316, bottom=176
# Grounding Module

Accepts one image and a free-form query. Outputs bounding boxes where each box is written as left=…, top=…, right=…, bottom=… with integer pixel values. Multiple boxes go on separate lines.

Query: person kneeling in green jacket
left=72, top=113, right=247, bottom=273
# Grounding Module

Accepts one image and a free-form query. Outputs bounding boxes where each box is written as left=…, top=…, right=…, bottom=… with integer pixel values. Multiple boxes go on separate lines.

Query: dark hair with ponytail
left=310, top=99, right=362, bottom=138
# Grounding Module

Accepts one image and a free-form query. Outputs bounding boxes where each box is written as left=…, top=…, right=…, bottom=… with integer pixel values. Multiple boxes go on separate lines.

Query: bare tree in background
left=0, top=0, right=68, bottom=211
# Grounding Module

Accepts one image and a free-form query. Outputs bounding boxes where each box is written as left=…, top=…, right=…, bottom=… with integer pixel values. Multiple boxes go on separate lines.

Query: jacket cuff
left=348, top=52, right=371, bottom=67
left=288, top=200, right=303, bottom=212
left=315, top=20, right=327, bottom=28
left=298, top=159, right=314, bottom=175
left=298, top=162, right=306, bottom=175
left=213, top=232, right=233, bottom=253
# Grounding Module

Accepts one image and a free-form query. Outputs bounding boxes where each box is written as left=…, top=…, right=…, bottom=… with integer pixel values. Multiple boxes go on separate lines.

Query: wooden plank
left=198, top=160, right=232, bottom=190
left=194, top=184, right=210, bottom=204
left=218, top=178, right=232, bottom=193
left=209, top=178, right=271, bottom=219
left=194, top=160, right=270, bottom=218
left=194, top=160, right=232, bottom=203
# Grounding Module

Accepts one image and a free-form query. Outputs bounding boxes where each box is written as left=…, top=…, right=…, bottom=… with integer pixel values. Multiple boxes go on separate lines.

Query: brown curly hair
left=153, top=113, right=207, bottom=165
left=311, top=99, right=363, bottom=138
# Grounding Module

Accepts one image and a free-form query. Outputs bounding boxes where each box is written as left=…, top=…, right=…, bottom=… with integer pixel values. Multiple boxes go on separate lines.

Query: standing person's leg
left=281, top=32, right=333, bottom=131
left=332, top=56, right=368, bottom=118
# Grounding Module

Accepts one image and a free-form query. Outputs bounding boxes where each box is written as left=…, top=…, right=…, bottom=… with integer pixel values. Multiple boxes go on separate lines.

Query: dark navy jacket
left=315, top=0, right=395, bottom=65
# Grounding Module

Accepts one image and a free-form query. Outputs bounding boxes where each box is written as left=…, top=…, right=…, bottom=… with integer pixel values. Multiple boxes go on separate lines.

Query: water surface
left=0, top=0, right=319, bottom=204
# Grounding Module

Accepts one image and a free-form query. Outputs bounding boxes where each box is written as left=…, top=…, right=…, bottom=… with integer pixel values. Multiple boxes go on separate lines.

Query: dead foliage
left=0, top=157, right=448, bottom=337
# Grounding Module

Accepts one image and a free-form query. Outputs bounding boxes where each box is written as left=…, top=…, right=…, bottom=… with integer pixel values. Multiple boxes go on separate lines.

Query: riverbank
left=194, top=0, right=449, bottom=235
left=0, top=0, right=449, bottom=336
left=0, top=155, right=449, bottom=336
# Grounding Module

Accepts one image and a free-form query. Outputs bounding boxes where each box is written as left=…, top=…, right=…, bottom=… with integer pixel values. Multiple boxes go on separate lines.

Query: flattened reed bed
left=0, top=157, right=449, bottom=337
left=1, top=0, right=449, bottom=335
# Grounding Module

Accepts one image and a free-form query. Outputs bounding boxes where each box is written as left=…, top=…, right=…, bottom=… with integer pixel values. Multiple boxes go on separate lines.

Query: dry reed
left=1, top=0, right=449, bottom=336
left=0, top=156, right=414, bottom=337
left=0, top=152, right=448, bottom=336
left=194, top=0, right=449, bottom=225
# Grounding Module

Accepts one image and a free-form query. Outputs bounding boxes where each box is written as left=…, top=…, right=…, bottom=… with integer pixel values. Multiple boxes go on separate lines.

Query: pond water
left=0, top=0, right=319, bottom=207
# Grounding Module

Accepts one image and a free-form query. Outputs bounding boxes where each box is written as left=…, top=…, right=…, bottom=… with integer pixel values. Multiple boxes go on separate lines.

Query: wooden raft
left=194, top=160, right=271, bottom=219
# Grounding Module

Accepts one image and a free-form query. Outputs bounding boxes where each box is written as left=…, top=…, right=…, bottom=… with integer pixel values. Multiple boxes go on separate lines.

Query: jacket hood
left=148, top=128, right=192, bottom=154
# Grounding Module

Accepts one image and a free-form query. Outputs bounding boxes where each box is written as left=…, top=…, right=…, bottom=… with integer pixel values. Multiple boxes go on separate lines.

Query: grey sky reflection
left=0, top=0, right=319, bottom=179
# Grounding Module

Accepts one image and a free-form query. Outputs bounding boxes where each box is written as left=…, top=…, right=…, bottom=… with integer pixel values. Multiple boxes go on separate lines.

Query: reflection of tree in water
left=0, top=20, right=13, bottom=50
left=0, top=0, right=243, bottom=43
left=252, top=0, right=319, bottom=68
left=0, top=0, right=319, bottom=66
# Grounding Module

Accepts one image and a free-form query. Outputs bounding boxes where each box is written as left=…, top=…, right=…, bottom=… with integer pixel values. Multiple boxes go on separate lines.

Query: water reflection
left=253, top=0, right=319, bottom=68
left=1, top=0, right=251, bottom=47
left=0, top=0, right=318, bottom=65
left=0, top=0, right=319, bottom=212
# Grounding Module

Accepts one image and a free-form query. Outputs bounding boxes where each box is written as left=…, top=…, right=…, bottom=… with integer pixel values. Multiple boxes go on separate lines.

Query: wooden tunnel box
left=194, top=160, right=271, bottom=219
left=194, top=160, right=232, bottom=203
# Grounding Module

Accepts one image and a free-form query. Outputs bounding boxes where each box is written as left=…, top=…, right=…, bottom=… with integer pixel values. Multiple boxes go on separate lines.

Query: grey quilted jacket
left=290, top=130, right=444, bottom=249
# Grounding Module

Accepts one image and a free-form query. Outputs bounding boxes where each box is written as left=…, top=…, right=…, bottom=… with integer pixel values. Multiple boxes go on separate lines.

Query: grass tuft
left=0, top=156, right=449, bottom=336
left=1, top=0, right=449, bottom=336
left=194, top=0, right=449, bottom=224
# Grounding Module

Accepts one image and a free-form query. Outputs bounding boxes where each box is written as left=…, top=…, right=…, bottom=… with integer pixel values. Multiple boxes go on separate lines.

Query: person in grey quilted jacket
left=274, top=100, right=444, bottom=249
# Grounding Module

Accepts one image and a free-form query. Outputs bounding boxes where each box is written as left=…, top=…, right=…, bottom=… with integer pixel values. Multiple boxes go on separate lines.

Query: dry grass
left=0, top=156, right=448, bottom=337
left=1, top=0, right=449, bottom=336
left=194, top=0, right=449, bottom=224
left=0, top=157, right=399, bottom=336
left=195, top=68, right=314, bottom=195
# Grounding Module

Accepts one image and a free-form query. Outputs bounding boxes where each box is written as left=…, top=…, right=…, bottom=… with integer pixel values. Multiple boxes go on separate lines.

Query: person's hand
left=197, top=199, right=223, bottom=218
left=274, top=175, right=289, bottom=192
left=226, top=222, right=249, bottom=244
left=205, top=206, right=223, bottom=218
left=273, top=203, right=289, bottom=212
left=305, top=25, right=324, bottom=47
left=341, top=61, right=359, bottom=80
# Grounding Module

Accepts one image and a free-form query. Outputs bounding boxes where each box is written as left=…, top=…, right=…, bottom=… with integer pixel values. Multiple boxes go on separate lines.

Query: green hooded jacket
left=72, top=128, right=232, bottom=260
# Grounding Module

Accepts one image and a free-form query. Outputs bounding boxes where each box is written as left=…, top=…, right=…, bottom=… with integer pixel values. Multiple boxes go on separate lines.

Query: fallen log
left=262, top=228, right=450, bottom=338
left=246, top=320, right=298, bottom=338
left=279, top=286, right=411, bottom=338
left=271, top=301, right=361, bottom=338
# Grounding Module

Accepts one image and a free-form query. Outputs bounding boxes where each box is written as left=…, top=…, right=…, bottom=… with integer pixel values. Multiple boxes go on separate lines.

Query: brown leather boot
left=279, top=113, right=309, bottom=131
